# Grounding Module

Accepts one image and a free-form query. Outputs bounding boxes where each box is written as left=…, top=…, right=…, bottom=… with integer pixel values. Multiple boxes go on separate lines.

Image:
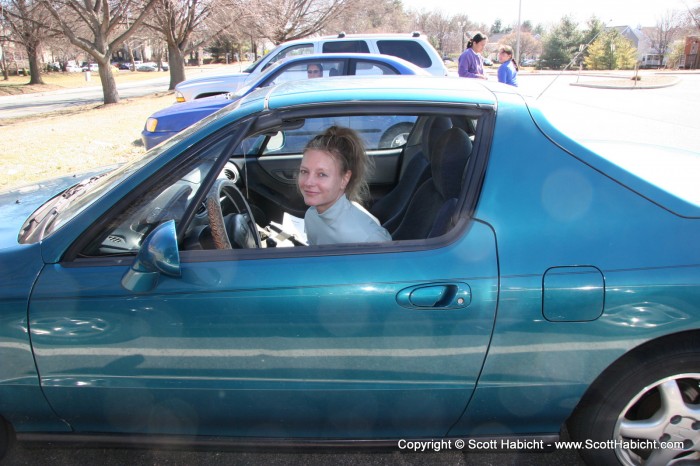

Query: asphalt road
left=1, top=70, right=697, bottom=466
left=0, top=63, right=248, bottom=119
left=3, top=437, right=587, bottom=465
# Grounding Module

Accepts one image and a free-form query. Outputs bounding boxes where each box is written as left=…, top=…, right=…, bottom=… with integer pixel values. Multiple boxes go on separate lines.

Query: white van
left=175, top=32, right=447, bottom=102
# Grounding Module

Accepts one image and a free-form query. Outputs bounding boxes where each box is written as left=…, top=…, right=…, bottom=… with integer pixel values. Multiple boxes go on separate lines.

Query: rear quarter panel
left=452, top=91, right=700, bottom=436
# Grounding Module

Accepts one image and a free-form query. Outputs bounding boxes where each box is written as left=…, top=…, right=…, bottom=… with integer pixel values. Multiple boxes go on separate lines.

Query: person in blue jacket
left=497, top=45, right=519, bottom=87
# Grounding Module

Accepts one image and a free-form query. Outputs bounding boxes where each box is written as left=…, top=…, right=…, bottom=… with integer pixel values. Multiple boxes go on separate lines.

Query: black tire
left=379, top=123, right=413, bottom=149
left=0, top=416, right=14, bottom=461
left=568, top=340, right=700, bottom=465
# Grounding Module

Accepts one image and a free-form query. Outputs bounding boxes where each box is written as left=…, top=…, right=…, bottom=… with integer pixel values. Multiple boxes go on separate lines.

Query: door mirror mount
left=121, top=220, right=181, bottom=292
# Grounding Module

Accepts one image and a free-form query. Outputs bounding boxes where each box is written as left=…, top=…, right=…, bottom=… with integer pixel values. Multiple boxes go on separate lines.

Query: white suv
left=175, top=32, right=447, bottom=102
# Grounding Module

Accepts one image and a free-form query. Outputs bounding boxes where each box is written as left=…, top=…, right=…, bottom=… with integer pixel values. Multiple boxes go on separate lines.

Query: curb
left=569, top=76, right=681, bottom=90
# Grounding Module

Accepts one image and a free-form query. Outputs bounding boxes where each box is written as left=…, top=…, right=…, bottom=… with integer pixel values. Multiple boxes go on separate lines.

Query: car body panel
left=0, top=76, right=698, bottom=451
left=450, top=91, right=700, bottom=435
left=0, top=244, right=71, bottom=432
left=529, top=104, right=700, bottom=218
left=29, top=220, right=498, bottom=437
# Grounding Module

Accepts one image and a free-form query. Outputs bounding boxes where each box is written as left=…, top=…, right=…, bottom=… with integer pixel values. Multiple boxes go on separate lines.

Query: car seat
left=370, top=116, right=453, bottom=233
left=391, top=127, right=473, bottom=240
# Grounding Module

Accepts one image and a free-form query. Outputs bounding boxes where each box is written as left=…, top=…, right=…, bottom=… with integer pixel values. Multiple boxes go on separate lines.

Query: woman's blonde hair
left=303, top=125, right=373, bottom=203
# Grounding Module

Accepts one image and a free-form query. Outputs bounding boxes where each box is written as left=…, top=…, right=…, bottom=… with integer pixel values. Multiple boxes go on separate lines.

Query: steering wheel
left=205, top=179, right=261, bottom=249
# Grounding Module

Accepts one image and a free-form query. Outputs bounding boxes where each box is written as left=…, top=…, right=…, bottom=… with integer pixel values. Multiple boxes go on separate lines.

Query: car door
left=30, top=238, right=498, bottom=439
left=28, top=112, right=498, bottom=440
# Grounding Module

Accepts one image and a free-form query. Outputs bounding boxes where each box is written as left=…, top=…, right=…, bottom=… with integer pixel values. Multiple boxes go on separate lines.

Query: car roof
left=274, top=32, right=430, bottom=45
left=236, top=75, right=498, bottom=112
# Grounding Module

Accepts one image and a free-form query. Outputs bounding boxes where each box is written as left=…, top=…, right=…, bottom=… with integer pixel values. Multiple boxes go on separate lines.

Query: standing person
left=299, top=126, right=392, bottom=245
left=458, top=32, right=488, bottom=79
left=497, top=45, right=519, bottom=86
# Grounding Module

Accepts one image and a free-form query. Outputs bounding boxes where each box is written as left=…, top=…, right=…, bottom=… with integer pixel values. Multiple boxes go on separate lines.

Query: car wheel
left=379, top=123, right=413, bottom=149
left=0, top=416, right=14, bottom=461
left=568, top=341, right=700, bottom=465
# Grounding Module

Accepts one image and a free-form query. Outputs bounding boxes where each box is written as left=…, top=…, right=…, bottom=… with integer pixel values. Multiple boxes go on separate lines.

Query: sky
left=401, top=0, right=698, bottom=29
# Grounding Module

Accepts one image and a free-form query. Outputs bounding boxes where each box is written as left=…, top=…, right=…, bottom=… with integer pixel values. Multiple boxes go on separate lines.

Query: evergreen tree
left=538, top=16, right=583, bottom=70
left=584, top=29, right=637, bottom=70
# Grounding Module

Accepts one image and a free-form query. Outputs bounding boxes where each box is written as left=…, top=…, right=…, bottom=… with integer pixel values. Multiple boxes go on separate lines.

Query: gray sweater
left=304, top=195, right=392, bottom=245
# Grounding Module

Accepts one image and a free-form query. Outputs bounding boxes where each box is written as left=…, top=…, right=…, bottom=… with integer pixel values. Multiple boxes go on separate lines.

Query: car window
left=265, top=60, right=346, bottom=85
left=354, top=60, right=399, bottom=76
left=223, top=111, right=482, bottom=249
left=262, top=44, right=314, bottom=70
left=377, top=40, right=432, bottom=69
left=321, top=40, right=370, bottom=53
left=79, top=135, right=233, bottom=257
left=252, top=115, right=418, bottom=156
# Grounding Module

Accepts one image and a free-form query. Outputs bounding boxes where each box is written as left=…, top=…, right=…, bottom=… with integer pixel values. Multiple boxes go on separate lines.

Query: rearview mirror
left=121, top=220, right=181, bottom=292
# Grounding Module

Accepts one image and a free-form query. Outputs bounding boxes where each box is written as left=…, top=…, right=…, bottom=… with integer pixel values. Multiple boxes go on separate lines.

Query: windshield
left=20, top=149, right=164, bottom=243
left=243, top=49, right=276, bottom=73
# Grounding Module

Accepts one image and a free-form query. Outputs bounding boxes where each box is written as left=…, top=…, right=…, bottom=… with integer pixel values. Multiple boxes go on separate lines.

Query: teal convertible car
left=1, top=76, right=698, bottom=466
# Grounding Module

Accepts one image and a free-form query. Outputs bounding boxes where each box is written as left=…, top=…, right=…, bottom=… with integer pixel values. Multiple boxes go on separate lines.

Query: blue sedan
left=142, top=53, right=428, bottom=149
left=1, top=76, right=699, bottom=466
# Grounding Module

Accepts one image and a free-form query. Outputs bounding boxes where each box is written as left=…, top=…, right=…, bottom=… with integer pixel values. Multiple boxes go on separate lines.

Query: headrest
left=430, top=127, right=472, bottom=199
left=421, top=116, right=453, bottom=157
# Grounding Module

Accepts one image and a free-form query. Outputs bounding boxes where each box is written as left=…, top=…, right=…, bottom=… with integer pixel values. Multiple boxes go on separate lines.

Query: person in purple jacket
left=458, top=32, right=488, bottom=79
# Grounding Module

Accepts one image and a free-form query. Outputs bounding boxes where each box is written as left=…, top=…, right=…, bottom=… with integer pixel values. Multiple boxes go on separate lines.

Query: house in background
left=610, top=25, right=666, bottom=68
left=681, top=36, right=700, bottom=69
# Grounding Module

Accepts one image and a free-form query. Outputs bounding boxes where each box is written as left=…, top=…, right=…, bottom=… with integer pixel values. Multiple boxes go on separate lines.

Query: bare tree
left=450, top=14, right=475, bottom=54
left=146, top=0, right=226, bottom=89
left=37, top=0, right=158, bottom=104
left=424, top=11, right=452, bottom=55
left=250, top=0, right=351, bottom=45
left=686, top=3, right=700, bottom=31
left=651, top=9, right=682, bottom=60
left=498, top=31, right=542, bottom=61
left=324, top=0, right=410, bottom=34
left=1, top=0, right=56, bottom=84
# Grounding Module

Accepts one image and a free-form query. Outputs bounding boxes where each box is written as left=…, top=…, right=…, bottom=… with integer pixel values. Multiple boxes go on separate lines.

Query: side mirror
left=265, top=131, right=285, bottom=152
left=121, top=220, right=181, bottom=292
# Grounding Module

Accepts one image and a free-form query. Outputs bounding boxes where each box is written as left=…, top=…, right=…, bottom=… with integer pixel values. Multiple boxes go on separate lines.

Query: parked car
left=174, top=32, right=448, bottom=102
left=65, top=64, right=82, bottom=72
left=1, top=76, right=699, bottom=466
left=142, top=53, right=428, bottom=149
left=137, top=62, right=169, bottom=72
left=81, top=63, right=99, bottom=72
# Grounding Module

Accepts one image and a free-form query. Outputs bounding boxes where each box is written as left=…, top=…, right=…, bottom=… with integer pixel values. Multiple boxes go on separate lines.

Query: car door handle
left=271, top=169, right=298, bottom=181
left=396, top=283, right=471, bottom=309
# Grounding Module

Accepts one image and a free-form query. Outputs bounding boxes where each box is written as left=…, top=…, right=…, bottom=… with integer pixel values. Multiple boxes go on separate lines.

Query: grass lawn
left=0, top=63, right=248, bottom=192
left=0, top=91, right=176, bottom=192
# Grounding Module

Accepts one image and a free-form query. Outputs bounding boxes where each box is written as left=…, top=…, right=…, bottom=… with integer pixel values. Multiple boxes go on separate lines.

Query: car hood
left=0, top=169, right=112, bottom=248
left=151, top=94, right=232, bottom=131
